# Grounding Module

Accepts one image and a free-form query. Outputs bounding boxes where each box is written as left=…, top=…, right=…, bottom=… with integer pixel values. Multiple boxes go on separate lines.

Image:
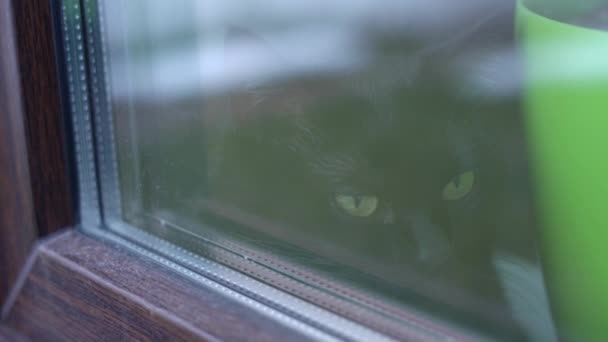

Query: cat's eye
left=442, top=171, right=476, bottom=201
left=334, top=194, right=379, bottom=217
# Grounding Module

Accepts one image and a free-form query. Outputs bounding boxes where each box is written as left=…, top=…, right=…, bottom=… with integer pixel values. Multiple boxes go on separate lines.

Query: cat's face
left=211, top=23, right=526, bottom=290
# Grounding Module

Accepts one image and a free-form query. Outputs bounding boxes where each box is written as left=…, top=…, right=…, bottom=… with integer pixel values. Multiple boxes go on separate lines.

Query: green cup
left=517, top=1, right=608, bottom=339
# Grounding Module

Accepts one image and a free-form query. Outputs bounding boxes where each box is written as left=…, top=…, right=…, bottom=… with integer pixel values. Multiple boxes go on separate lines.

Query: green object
left=517, top=1, right=608, bottom=340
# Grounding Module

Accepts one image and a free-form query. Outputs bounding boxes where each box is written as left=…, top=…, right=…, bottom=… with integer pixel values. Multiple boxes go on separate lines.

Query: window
left=60, top=0, right=608, bottom=340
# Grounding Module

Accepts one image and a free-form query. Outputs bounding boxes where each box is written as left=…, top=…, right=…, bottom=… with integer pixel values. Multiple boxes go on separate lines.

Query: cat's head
left=213, top=14, right=525, bottom=287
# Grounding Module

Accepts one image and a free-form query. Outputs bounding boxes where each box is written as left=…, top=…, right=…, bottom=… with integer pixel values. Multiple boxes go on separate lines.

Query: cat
left=206, top=6, right=554, bottom=339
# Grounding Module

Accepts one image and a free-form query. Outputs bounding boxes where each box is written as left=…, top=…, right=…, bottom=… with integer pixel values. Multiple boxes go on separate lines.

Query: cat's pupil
left=453, top=175, right=461, bottom=187
left=353, top=195, right=362, bottom=208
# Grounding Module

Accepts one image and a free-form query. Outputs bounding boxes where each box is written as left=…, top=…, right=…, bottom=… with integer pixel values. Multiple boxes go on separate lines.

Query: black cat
left=207, top=8, right=554, bottom=340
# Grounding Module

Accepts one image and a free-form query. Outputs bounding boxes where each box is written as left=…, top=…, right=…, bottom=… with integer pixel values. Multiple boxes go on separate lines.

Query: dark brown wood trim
left=10, top=0, right=75, bottom=236
left=2, top=231, right=314, bottom=341
left=0, top=0, right=39, bottom=308
left=0, top=324, right=28, bottom=342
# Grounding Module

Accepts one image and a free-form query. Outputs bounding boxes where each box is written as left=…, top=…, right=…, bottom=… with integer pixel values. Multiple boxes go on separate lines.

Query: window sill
left=1, top=230, right=314, bottom=341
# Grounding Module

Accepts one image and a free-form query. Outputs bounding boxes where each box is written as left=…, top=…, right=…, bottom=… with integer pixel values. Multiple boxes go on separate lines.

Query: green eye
left=334, top=194, right=379, bottom=217
left=442, top=171, right=476, bottom=201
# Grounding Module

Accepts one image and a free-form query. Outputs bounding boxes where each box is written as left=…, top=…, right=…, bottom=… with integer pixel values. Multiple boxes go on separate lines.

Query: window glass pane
left=90, top=0, right=607, bottom=339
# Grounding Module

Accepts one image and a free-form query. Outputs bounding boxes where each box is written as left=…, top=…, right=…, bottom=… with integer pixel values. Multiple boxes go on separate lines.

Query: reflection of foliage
left=115, top=98, right=208, bottom=220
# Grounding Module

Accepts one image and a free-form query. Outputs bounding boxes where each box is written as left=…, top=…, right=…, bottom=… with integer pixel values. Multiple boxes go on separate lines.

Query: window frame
left=1, top=0, right=527, bottom=340
left=0, top=0, right=38, bottom=308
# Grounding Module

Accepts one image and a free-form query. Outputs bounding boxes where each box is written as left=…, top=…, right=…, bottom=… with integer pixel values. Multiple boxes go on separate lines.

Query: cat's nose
left=408, top=212, right=452, bottom=266
left=382, top=207, right=395, bottom=224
